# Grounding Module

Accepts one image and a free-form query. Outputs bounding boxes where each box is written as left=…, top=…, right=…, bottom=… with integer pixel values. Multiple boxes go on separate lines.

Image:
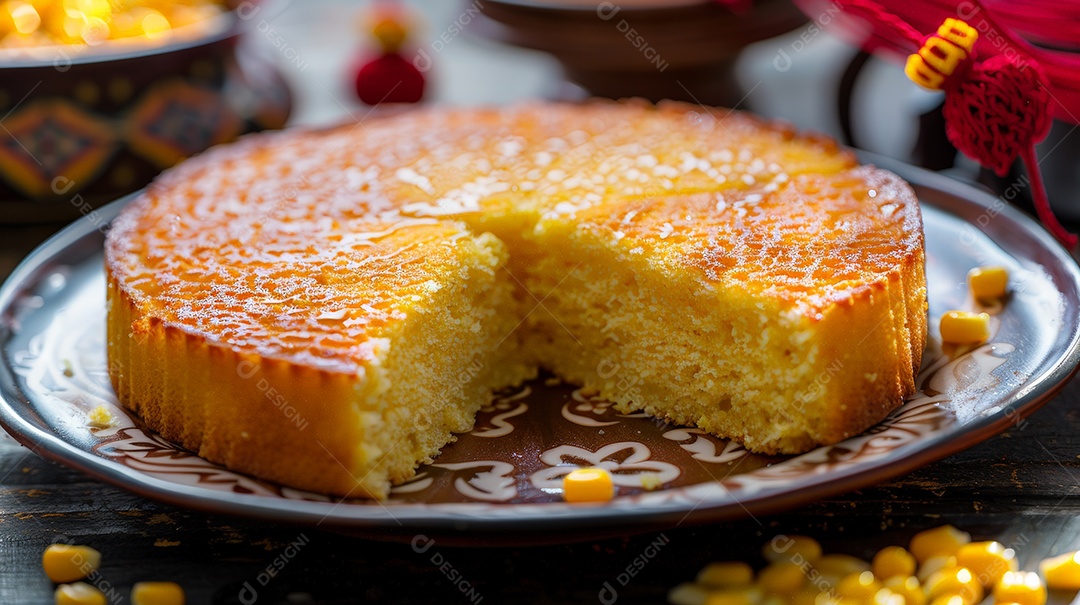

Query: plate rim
left=1, top=152, right=1079, bottom=533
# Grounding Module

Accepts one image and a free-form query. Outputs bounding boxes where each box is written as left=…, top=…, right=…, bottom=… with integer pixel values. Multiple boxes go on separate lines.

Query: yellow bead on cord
left=905, top=18, right=979, bottom=91
left=371, top=18, right=407, bottom=53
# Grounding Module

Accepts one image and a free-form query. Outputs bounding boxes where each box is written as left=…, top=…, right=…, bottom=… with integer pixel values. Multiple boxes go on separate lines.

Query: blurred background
left=281, top=0, right=945, bottom=161
left=0, top=0, right=1075, bottom=269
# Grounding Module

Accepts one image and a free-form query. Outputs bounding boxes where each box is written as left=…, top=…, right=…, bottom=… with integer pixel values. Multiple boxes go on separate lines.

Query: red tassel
left=354, top=53, right=425, bottom=105
left=352, top=7, right=426, bottom=106
left=941, top=55, right=1052, bottom=178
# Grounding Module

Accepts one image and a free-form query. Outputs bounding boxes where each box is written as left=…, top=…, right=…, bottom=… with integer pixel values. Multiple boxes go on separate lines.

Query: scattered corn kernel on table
left=2, top=370, right=1080, bottom=602
left=2, top=225, right=1080, bottom=604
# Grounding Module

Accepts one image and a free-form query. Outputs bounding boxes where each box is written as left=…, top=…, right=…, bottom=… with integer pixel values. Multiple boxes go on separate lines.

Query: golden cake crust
left=105, top=100, right=927, bottom=496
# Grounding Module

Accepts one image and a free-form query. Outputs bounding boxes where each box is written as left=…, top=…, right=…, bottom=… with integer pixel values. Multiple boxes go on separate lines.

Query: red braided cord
left=981, top=0, right=1080, bottom=47
left=905, top=0, right=1080, bottom=122
left=833, top=0, right=925, bottom=46
left=793, top=0, right=1080, bottom=121
left=1021, top=146, right=1079, bottom=249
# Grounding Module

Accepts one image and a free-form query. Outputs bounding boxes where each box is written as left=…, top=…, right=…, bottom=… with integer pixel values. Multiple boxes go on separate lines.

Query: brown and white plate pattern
left=1, top=153, right=1078, bottom=536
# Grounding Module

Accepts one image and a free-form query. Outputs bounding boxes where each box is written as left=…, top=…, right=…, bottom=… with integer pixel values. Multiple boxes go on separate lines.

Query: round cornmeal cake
left=105, top=100, right=926, bottom=499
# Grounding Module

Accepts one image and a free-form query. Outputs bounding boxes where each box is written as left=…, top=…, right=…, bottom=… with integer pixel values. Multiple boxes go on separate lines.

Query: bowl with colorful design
left=0, top=1, right=292, bottom=223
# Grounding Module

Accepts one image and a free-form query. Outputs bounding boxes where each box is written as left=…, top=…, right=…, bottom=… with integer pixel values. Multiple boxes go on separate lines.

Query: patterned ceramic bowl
left=0, top=3, right=292, bottom=223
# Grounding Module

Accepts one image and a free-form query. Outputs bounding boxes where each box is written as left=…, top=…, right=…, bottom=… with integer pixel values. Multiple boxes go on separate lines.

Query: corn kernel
left=758, top=562, right=807, bottom=595
left=640, top=474, right=663, bottom=491
left=42, top=545, right=102, bottom=583
left=968, top=266, right=1008, bottom=300
left=838, top=571, right=883, bottom=601
left=872, top=546, right=917, bottom=580
left=929, top=596, right=966, bottom=605
left=697, top=562, right=753, bottom=588
left=55, top=583, right=106, bottom=605
left=993, top=571, right=1046, bottom=605
left=917, top=556, right=958, bottom=582
left=86, top=405, right=114, bottom=429
left=1039, top=551, right=1080, bottom=590
left=939, top=311, right=990, bottom=345
left=131, top=582, right=185, bottom=605
left=885, top=575, right=927, bottom=605
left=764, top=536, right=823, bottom=563
left=562, top=467, right=614, bottom=502
left=669, top=582, right=710, bottom=605
left=872, top=588, right=904, bottom=605
left=791, top=587, right=824, bottom=605
left=925, top=566, right=983, bottom=605
left=814, top=594, right=841, bottom=605
left=954, top=541, right=1016, bottom=587
left=814, top=594, right=863, bottom=605
left=704, top=587, right=762, bottom=605
left=816, top=554, right=871, bottom=578
left=909, top=526, right=971, bottom=563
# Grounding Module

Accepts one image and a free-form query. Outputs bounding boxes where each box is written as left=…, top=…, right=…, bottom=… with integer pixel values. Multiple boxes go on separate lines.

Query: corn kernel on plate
left=1, top=153, right=1079, bottom=540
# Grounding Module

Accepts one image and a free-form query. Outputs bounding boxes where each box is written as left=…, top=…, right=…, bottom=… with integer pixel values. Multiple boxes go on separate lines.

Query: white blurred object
left=736, top=26, right=942, bottom=161
left=256, top=0, right=953, bottom=170
left=252, top=0, right=559, bottom=127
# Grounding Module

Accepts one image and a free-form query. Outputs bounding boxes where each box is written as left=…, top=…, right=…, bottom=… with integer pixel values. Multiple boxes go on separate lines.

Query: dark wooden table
left=2, top=224, right=1080, bottom=605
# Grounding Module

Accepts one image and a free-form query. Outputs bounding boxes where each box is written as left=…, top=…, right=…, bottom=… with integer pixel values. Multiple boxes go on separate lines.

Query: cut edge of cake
left=106, top=226, right=535, bottom=499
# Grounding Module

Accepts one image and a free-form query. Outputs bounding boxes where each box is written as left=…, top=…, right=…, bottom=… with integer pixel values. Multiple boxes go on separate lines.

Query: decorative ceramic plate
left=2, top=154, right=1079, bottom=540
